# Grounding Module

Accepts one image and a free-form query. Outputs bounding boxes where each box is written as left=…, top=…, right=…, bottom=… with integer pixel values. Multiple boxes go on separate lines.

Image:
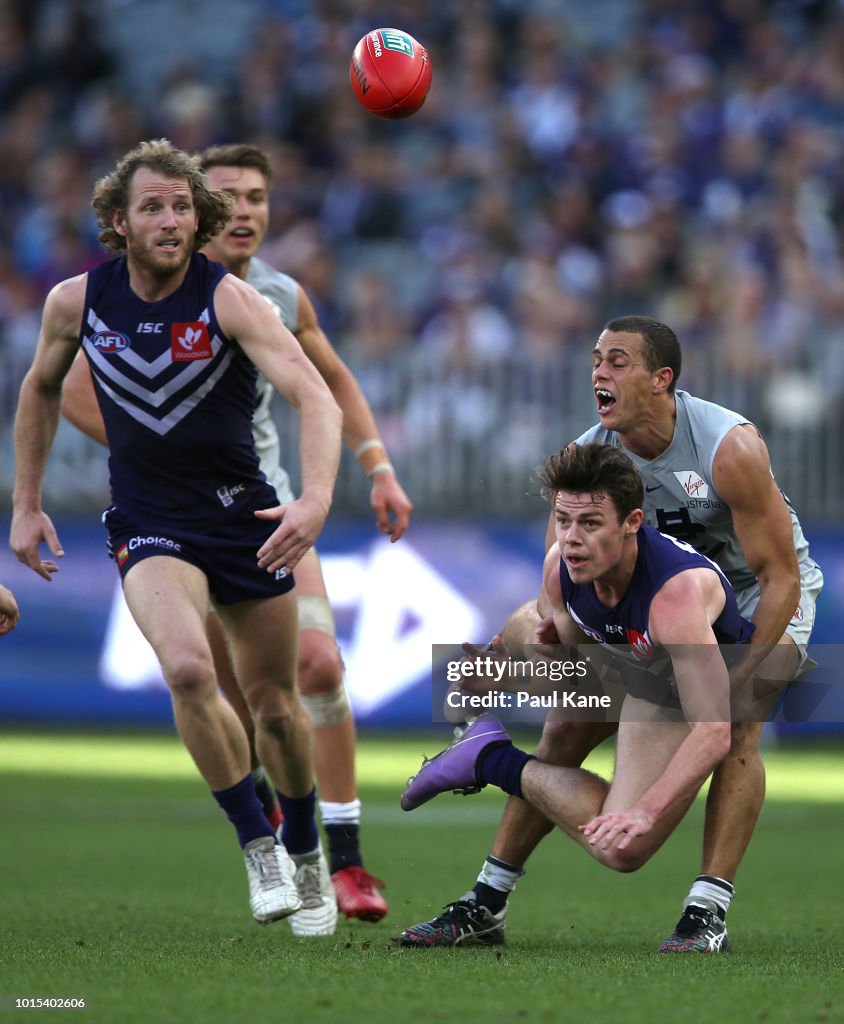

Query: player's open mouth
left=230, top=228, right=253, bottom=238
left=158, top=239, right=180, bottom=249
left=565, top=554, right=588, bottom=570
left=595, top=388, right=615, bottom=413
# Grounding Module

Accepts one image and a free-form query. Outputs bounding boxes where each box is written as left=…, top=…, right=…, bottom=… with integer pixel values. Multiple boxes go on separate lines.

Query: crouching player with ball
left=401, top=444, right=754, bottom=950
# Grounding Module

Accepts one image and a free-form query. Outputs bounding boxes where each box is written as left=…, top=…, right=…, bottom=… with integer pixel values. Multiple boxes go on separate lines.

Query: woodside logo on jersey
left=171, top=321, right=212, bottom=361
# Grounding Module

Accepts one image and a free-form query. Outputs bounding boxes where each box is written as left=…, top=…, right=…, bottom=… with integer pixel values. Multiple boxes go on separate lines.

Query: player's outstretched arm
left=215, top=275, right=342, bottom=572
left=61, top=351, right=108, bottom=446
left=11, top=276, right=85, bottom=581
left=292, top=285, right=412, bottom=541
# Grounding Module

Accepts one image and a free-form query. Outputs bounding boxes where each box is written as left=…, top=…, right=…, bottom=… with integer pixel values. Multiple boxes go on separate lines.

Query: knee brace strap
left=297, top=595, right=336, bottom=637
left=300, top=686, right=351, bottom=727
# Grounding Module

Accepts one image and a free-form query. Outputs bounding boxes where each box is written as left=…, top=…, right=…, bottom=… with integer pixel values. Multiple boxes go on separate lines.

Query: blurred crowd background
left=1, top=0, right=843, bottom=518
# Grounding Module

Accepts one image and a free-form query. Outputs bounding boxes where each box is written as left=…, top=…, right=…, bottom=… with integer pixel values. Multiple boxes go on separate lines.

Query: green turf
left=0, top=732, right=842, bottom=1024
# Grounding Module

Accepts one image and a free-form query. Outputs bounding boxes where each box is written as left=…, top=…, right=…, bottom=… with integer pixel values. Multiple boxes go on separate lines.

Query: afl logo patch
left=92, top=330, right=130, bottom=353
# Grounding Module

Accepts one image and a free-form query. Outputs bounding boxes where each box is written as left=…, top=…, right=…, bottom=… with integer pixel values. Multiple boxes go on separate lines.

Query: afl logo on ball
left=92, top=330, right=130, bottom=353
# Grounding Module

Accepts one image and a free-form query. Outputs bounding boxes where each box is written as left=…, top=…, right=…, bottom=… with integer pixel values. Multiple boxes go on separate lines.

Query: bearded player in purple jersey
left=60, top=144, right=410, bottom=928
left=10, top=139, right=342, bottom=932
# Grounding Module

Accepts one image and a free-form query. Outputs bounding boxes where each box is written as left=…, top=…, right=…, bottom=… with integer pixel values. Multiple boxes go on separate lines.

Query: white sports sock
left=685, top=875, right=734, bottom=918
left=319, top=799, right=361, bottom=826
left=476, top=855, right=524, bottom=894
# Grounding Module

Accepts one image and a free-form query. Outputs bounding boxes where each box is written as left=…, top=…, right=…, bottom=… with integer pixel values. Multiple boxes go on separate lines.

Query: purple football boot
left=401, top=718, right=512, bottom=811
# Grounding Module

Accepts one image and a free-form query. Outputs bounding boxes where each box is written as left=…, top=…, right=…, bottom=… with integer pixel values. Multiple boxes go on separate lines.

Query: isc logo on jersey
left=92, top=330, right=130, bottom=353
left=171, top=322, right=212, bottom=361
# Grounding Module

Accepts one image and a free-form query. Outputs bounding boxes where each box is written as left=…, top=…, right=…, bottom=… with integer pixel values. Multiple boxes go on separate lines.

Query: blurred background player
left=398, top=315, right=823, bottom=952
left=11, top=138, right=343, bottom=931
left=0, top=582, right=20, bottom=635
left=61, top=143, right=413, bottom=925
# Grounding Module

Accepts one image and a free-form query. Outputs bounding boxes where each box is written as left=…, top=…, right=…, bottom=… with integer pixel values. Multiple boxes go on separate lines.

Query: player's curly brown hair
left=92, top=138, right=235, bottom=252
left=538, top=442, right=644, bottom=523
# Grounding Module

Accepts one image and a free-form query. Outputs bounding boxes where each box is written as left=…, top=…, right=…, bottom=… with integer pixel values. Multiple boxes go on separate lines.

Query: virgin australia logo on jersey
left=674, top=470, right=709, bottom=498
left=92, top=330, right=130, bottom=353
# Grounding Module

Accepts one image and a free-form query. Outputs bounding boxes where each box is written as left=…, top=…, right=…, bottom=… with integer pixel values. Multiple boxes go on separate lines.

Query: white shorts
left=735, top=557, right=823, bottom=674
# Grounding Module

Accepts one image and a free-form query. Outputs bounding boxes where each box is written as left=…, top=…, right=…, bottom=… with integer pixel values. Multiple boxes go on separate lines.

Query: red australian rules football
left=349, top=27, right=432, bottom=119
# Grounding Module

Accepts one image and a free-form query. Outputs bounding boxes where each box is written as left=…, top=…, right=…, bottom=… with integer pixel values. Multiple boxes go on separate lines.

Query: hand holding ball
left=349, top=28, right=431, bottom=119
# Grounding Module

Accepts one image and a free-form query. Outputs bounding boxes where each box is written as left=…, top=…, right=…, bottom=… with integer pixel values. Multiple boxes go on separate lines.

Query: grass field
left=1, top=731, right=842, bottom=1024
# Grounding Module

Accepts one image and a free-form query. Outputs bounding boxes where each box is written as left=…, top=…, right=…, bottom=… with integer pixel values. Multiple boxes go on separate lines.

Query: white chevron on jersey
left=83, top=307, right=234, bottom=436
left=85, top=307, right=222, bottom=386
left=84, top=336, right=226, bottom=409
left=86, top=308, right=178, bottom=377
left=90, top=349, right=235, bottom=436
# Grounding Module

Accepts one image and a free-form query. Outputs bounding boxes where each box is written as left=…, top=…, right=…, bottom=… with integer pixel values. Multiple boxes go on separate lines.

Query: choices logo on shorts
left=121, top=535, right=183, bottom=560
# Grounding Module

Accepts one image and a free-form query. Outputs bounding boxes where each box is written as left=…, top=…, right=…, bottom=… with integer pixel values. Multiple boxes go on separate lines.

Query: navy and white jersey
left=560, top=524, right=755, bottom=694
left=81, top=253, right=276, bottom=528
left=574, top=391, right=816, bottom=595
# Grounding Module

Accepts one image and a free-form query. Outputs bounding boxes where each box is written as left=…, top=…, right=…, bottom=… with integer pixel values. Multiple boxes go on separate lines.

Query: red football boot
left=331, top=866, right=388, bottom=922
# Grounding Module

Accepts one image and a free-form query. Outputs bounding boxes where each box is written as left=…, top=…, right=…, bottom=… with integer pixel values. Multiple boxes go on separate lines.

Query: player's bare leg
left=703, top=639, right=799, bottom=877
left=490, top=719, right=620, bottom=865
left=218, top=589, right=337, bottom=935
left=207, top=611, right=255, bottom=760
left=123, top=558, right=250, bottom=788
left=659, top=638, right=800, bottom=953
left=701, top=720, right=767, bottom=878
left=294, top=550, right=388, bottom=921
left=298, top=627, right=356, bottom=803
left=216, top=591, right=312, bottom=799
left=521, top=704, right=695, bottom=871
left=208, top=611, right=283, bottom=829
left=124, top=557, right=298, bottom=924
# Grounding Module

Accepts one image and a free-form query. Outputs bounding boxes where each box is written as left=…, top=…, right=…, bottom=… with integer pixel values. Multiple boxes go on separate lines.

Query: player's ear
left=624, top=509, right=644, bottom=535
left=112, top=210, right=127, bottom=238
left=653, top=366, right=673, bottom=395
